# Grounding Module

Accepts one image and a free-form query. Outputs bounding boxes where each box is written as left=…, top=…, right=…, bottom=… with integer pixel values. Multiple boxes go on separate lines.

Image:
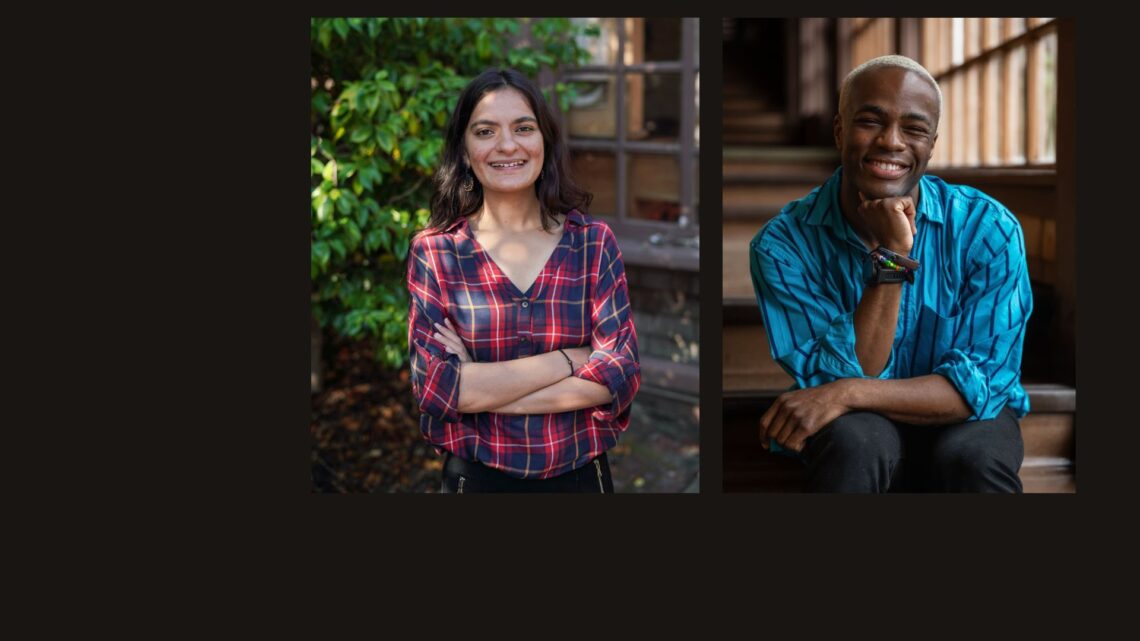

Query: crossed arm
left=432, top=318, right=613, bottom=415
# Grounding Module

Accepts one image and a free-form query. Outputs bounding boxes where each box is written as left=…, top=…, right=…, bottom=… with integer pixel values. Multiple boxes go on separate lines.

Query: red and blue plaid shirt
left=407, top=209, right=640, bottom=479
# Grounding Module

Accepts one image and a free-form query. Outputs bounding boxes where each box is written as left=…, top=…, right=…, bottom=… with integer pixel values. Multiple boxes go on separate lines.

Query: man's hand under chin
left=857, top=192, right=916, bottom=253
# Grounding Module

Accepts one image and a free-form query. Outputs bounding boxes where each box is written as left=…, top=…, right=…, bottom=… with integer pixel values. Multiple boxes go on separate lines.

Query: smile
left=490, top=160, right=527, bottom=168
left=864, top=159, right=909, bottom=179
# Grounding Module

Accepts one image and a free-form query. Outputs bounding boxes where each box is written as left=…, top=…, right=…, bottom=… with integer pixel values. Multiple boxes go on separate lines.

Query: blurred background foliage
left=311, top=17, right=599, bottom=367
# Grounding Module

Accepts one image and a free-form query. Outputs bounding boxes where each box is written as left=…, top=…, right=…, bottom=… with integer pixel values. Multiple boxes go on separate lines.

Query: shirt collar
left=806, top=167, right=944, bottom=232
left=441, top=208, right=584, bottom=235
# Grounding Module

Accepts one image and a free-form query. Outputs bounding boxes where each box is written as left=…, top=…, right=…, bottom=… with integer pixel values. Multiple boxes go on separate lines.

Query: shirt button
left=520, top=336, right=528, bottom=342
left=521, top=301, right=529, bottom=308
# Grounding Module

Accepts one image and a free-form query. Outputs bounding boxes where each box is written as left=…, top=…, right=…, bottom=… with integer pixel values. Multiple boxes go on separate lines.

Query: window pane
left=951, top=18, right=964, bottom=66
left=982, top=52, right=1003, bottom=165
left=1033, top=30, right=1058, bottom=163
left=1005, top=45, right=1027, bottom=163
left=951, top=72, right=965, bottom=165
left=570, top=150, right=616, bottom=216
left=932, top=77, right=950, bottom=168
left=643, top=18, right=682, bottom=61
left=965, top=17, right=982, bottom=59
left=564, top=74, right=616, bottom=138
left=573, top=18, right=620, bottom=65
left=626, top=72, right=682, bottom=141
left=965, top=64, right=981, bottom=166
left=628, top=153, right=681, bottom=222
left=1006, top=18, right=1026, bottom=40
left=983, top=17, right=1002, bottom=50
left=852, top=18, right=895, bottom=67
left=566, top=73, right=664, bottom=141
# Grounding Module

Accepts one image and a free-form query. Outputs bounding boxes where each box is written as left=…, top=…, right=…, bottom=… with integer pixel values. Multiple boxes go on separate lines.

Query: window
left=850, top=17, right=896, bottom=64
left=924, top=17, right=1057, bottom=167
left=560, top=18, right=700, bottom=228
left=846, top=17, right=1057, bottom=168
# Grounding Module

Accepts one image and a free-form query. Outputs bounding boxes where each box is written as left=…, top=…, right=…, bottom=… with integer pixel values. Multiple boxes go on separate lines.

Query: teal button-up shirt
left=750, top=168, right=1032, bottom=421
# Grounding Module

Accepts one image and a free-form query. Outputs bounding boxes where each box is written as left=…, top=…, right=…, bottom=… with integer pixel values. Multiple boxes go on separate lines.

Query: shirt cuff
left=574, top=350, right=640, bottom=421
left=932, top=349, right=991, bottom=421
left=418, top=352, right=463, bottom=423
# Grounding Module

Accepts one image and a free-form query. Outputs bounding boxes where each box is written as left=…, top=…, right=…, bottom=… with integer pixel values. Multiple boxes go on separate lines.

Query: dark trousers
left=803, top=406, right=1024, bottom=493
left=440, top=451, right=615, bottom=493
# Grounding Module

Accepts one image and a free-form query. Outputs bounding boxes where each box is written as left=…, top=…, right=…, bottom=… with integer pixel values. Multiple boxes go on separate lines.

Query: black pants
left=803, top=406, right=1024, bottom=493
left=440, top=452, right=615, bottom=493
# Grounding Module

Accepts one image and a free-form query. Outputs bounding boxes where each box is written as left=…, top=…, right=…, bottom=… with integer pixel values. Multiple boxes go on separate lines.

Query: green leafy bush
left=311, top=18, right=597, bottom=367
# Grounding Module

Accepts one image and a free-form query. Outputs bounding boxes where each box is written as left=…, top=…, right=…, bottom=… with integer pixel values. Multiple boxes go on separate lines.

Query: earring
left=461, top=166, right=475, bottom=192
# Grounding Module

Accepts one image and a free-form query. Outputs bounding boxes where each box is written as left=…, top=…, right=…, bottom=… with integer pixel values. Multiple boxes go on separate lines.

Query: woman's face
left=463, top=87, right=545, bottom=197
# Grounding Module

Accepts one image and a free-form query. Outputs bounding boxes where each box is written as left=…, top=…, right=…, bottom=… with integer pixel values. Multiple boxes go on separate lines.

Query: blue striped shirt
left=750, top=168, right=1032, bottom=421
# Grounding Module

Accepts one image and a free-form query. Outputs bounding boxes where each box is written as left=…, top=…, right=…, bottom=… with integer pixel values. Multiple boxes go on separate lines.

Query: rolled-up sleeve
left=750, top=229, right=894, bottom=389
left=933, top=209, right=1032, bottom=420
left=574, top=226, right=640, bottom=421
left=407, top=236, right=462, bottom=423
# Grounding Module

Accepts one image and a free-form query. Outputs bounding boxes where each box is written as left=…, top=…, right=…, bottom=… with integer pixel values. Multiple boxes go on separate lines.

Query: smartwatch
left=863, top=246, right=919, bottom=285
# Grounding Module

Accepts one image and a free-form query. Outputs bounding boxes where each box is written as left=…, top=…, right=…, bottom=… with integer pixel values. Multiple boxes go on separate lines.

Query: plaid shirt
left=407, top=209, right=640, bottom=479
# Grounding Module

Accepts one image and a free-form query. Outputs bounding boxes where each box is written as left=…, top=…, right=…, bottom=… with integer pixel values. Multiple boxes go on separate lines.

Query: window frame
left=558, top=17, right=700, bottom=232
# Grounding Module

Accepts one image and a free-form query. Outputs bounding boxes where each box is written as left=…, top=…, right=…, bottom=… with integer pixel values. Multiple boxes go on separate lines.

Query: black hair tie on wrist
left=557, top=348, right=574, bottom=376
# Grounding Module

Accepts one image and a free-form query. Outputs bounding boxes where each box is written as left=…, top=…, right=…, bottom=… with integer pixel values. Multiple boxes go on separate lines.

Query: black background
left=111, top=0, right=1129, bottom=621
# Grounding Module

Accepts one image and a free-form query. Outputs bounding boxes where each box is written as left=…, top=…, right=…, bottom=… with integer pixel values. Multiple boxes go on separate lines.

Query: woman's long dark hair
left=426, top=68, right=592, bottom=233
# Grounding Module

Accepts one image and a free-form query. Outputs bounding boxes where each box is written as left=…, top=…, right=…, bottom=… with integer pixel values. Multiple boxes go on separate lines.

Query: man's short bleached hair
left=838, top=55, right=943, bottom=129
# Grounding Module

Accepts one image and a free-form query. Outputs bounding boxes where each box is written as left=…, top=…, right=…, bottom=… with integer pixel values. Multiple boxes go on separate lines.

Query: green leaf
left=349, top=126, right=371, bottom=143
left=311, top=91, right=330, bottom=115
left=365, top=229, right=383, bottom=252
left=375, top=129, right=395, bottom=153
left=333, top=18, right=349, bottom=40
left=358, top=164, right=374, bottom=190
left=329, top=239, right=347, bottom=259
left=322, top=159, right=337, bottom=183
left=311, top=158, right=324, bottom=175
left=312, top=242, right=330, bottom=268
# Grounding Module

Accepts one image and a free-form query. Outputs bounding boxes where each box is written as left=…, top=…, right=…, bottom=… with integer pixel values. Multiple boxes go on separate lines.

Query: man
left=749, top=55, right=1031, bottom=492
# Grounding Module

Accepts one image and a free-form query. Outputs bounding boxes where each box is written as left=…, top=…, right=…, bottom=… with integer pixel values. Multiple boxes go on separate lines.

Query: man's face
left=834, top=66, right=940, bottom=201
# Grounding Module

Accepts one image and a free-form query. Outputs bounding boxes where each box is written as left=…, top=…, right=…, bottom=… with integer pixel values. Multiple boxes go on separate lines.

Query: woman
left=406, top=68, right=640, bottom=493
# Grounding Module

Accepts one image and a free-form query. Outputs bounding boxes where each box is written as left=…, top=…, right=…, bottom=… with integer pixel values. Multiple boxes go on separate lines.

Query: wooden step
left=722, top=324, right=794, bottom=392
left=722, top=111, right=787, bottom=129
left=724, top=183, right=817, bottom=210
left=723, top=145, right=840, bottom=164
left=723, top=385, right=1076, bottom=493
left=720, top=95, right=773, bottom=110
left=723, top=297, right=761, bottom=324
left=722, top=220, right=766, bottom=302
left=723, top=131, right=793, bottom=145
left=723, top=202, right=784, bottom=221
left=722, top=164, right=835, bottom=185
